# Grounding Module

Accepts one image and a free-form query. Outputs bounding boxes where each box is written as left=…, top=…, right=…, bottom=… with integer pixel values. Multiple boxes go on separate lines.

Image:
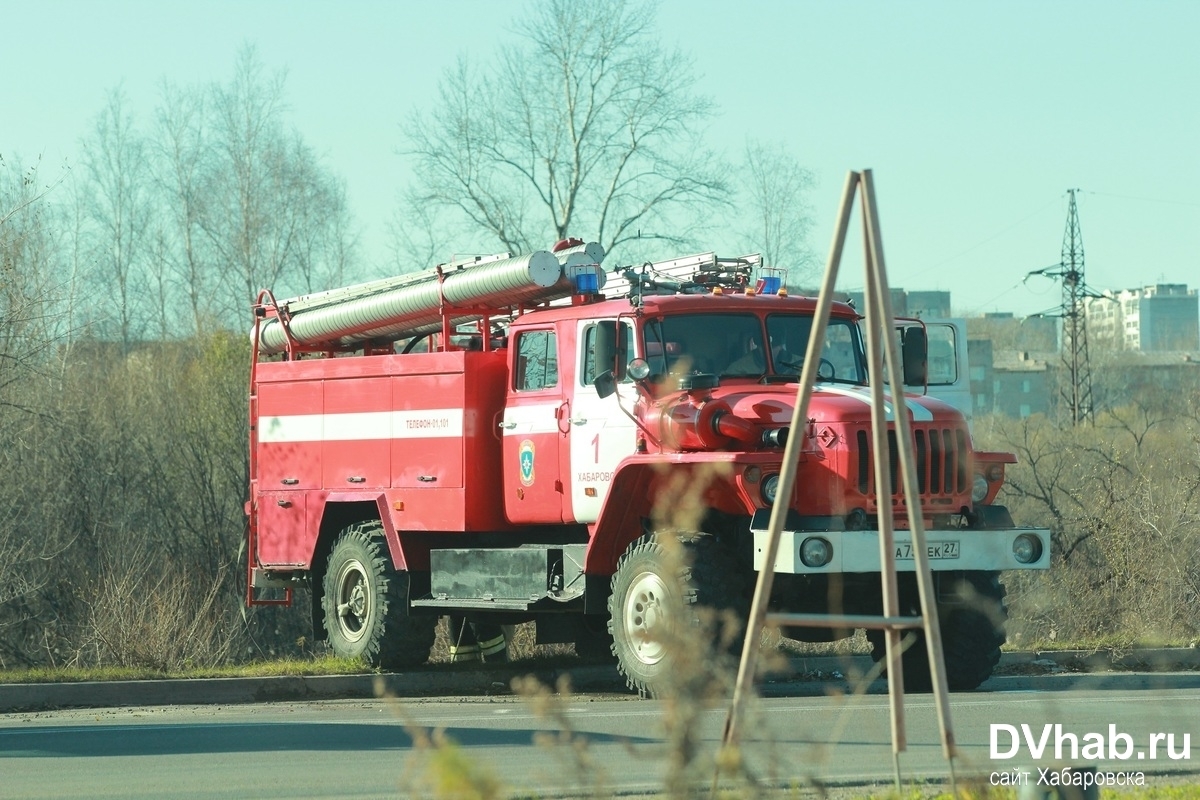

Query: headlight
left=761, top=473, right=780, bottom=505
left=761, top=427, right=788, bottom=448
left=972, top=474, right=990, bottom=503
left=627, top=358, right=650, bottom=381
left=800, top=537, right=833, bottom=568
left=1012, top=533, right=1043, bottom=564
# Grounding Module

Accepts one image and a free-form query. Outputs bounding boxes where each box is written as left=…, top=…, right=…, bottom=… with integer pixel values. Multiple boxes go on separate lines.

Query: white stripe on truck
left=258, top=408, right=465, bottom=443
left=817, top=386, right=935, bottom=422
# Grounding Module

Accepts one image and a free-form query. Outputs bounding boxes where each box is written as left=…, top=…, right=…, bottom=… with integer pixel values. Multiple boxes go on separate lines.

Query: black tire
left=868, top=571, right=1007, bottom=692
left=573, top=615, right=617, bottom=662
left=607, top=534, right=748, bottom=697
left=322, top=521, right=436, bottom=669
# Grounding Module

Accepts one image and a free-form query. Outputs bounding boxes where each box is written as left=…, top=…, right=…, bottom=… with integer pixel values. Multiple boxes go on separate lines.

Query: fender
left=974, top=451, right=1017, bottom=506
left=318, top=493, right=410, bottom=572
left=586, top=452, right=773, bottom=574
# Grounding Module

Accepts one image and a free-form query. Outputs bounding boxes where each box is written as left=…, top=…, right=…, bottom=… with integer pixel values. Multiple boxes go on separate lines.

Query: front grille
left=856, top=426, right=968, bottom=499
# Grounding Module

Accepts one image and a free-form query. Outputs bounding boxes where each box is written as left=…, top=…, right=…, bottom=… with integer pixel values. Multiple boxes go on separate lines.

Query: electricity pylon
left=1027, top=189, right=1098, bottom=425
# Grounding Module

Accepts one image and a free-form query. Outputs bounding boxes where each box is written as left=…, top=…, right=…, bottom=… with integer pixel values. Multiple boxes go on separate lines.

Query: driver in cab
left=726, top=333, right=797, bottom=375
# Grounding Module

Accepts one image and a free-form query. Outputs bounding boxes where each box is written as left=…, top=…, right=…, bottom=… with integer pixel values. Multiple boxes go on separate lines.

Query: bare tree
left=0, top=155, right=76, bottom=663
left=201, top=47, right=290, bottom=318
left=197, top=46, right=356, bottom=321
left=0, top=155, right=66, bottom=406
left=278, top=138, right=356, bottom=294
left=739, top=139, right=818, bottom=283
left=80, top=87, right=152, bottom=352
left=398, top=0, right=728, bottom=263
left=979, top=408, right=1200, bottom=645
left=388, top=193, right=451, bottom=273
left=154, top=81, right=215, bottom=334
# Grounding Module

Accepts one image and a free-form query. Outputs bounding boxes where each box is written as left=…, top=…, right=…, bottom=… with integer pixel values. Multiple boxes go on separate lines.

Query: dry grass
left=71, top=553, right=235, bottom=671
left=975, top=409, right=1200, bottom=649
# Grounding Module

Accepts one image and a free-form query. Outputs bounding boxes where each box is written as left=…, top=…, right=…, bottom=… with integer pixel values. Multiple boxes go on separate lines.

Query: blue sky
left=4, top=0, right=1198, bottom=317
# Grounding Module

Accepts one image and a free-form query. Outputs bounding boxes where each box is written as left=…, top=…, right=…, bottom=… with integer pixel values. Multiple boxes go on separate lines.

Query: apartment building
left=1086, top=284, right=1199, bottom=352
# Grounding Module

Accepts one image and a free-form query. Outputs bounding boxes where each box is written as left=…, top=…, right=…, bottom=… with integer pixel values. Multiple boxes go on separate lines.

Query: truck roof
left=516, top=291, right=862, bottom=325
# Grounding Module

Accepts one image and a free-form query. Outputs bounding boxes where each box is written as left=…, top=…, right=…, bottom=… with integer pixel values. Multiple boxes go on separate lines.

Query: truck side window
left=823, top=323, right=859, bottom=380
left=581, top=322, right=633, bottom=386
left=925, top=324, right=957, bottom=385
left=582, top=326, right=599, bottom=386
left=515, top=330, right=558, bottom=391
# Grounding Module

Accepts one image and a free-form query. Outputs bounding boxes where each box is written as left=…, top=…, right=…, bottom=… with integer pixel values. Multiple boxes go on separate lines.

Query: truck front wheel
left=868, top=571, right=1007, bottom=692
left=608, top=534, right=748, bottom=698
left=322, top=521, right=436, bottom=668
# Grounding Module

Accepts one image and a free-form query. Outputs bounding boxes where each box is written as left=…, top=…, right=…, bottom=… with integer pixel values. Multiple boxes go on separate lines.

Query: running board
left=411, top=593, right=583, bottom=612
left=421, top=543, right=587, bottom=611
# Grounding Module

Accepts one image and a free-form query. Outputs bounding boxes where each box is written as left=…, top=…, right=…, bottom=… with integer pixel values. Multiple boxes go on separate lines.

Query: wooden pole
left=860, top=169, right=958, bottom=769
left=720, top=170, right=861, bottom=752
left=859, top=198, right=907, bottom=791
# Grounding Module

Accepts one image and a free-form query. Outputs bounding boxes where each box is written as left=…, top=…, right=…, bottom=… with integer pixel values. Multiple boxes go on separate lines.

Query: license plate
left=895, top=541, right=960, bottom=560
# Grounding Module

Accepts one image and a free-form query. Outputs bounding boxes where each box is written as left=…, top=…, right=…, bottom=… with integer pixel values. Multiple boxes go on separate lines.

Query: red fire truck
left=247, top=240, right=1050, bottom=696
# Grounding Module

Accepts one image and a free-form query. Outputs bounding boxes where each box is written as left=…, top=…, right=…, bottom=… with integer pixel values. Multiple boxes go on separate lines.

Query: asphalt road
left=2, top=677, right=1197, bottom=798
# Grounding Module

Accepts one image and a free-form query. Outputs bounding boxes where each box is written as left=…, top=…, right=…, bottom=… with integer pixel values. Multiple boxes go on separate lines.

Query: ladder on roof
left=605, top=252, right=761, bottom=298
left=715, top=170, right=958, bottom=795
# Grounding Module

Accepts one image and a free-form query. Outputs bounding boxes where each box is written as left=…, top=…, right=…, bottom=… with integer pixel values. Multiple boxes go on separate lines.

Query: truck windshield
left=642, top=313, right=867, bottom=383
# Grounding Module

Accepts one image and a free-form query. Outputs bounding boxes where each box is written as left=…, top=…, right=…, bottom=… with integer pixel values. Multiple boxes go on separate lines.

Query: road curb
left=0, top=665, right=623, bottom=714
left=786, top=646, right=1200, bottom=678
left=2, top=648, right=1197, bottom=714
left=998, top=646, right=1200, bottom=671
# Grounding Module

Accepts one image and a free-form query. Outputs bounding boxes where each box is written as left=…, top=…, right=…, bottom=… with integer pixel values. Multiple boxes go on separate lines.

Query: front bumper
left=751, top=525, right=1052, bottom=574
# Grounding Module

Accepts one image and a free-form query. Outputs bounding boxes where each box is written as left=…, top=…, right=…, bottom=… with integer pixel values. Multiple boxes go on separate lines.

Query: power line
left=912, top=196, right=1062, bottom=277
left=1082, top=189, right=1200, bottom=209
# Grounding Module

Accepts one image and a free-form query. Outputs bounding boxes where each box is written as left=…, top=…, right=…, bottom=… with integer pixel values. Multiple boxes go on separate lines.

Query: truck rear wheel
left=868, top=571, right=1007, bottom=692
left=608, top=534, right=748, bottom=698
left=322, top=521, right=436, bottom=669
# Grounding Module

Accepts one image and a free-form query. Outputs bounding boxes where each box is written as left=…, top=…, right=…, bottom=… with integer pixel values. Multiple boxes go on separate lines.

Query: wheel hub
left=622, top=570, right=670, bottom=665
left=335, top=559, right=370, bottom=642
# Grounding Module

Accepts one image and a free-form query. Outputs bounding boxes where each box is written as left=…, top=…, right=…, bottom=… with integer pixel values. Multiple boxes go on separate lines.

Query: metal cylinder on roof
left=553, top=240, right=605, bottom=266
left=559, top=251, right=609, bottom=292
left=257, top=246, right=603, bottom=355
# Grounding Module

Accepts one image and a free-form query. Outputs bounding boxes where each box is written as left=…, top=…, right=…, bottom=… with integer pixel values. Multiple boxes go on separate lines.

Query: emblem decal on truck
left=519, top=440, right=536, bottom=486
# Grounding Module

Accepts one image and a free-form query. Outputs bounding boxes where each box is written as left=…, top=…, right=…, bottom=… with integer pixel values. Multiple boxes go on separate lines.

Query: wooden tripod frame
left=718, top=169, right=958, bottom=794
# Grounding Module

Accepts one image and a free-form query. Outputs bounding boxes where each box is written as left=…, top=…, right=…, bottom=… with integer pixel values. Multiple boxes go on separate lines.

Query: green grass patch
left=0, top=650, right=598, bottom=685
left=0, top=654, right=374, bottom=685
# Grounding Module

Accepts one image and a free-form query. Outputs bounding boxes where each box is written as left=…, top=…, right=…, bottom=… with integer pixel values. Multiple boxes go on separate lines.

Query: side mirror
left=594, top=370, right=616, bottom=399
left=595, top=320, right=627, bottom=382
left=901, top=325, right=928, bottom=386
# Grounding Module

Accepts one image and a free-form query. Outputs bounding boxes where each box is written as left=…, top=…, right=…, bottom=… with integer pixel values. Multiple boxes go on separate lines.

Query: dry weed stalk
left=512, top=674, right=613, bottom=800
left=374, top=676, right=507, bottom=800
left=643, top=460, right=784, bottom=798
left=403, top=725, right=505, bottom=800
